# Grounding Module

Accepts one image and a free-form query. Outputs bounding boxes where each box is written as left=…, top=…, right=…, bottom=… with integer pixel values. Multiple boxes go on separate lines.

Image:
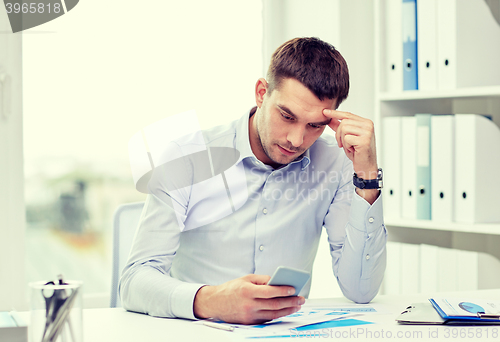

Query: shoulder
left=202, top=119, right=239, bottom=148
left=172, top=118, right=238, bottom=150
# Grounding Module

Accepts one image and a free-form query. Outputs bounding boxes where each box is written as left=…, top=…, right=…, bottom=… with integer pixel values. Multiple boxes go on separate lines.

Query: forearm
left=334, top=223, right=386, bottom=303
left=331, top=191, right=387, bottom=303
left=120, top=262, right=205, bottom=318
left=118, top=192, right=203, bottom=319
left=355, top=188, right=380, bottom=205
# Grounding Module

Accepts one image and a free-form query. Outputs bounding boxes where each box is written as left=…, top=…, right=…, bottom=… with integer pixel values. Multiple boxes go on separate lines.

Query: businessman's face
left=250, top=78, right=337, bottom=168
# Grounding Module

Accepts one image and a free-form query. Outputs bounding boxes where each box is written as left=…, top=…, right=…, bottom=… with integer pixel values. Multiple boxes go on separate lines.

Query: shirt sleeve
left=323, top=155, right=387, bottom=304
left=118, top=144, right=205, bottom=320
left=118, top=193, right=205, bottom=319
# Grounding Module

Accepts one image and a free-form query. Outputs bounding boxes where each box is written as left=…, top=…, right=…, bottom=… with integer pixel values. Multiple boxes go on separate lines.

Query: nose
left=287, top=126, right=305, bottom=148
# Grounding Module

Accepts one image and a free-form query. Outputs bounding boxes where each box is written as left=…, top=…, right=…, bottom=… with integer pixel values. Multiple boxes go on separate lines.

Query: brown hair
left=266, top=37, right=349, bottom=107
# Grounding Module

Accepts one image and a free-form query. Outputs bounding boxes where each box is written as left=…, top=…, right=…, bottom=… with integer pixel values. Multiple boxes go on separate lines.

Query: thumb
left=244, top=274, right=272, bottom=285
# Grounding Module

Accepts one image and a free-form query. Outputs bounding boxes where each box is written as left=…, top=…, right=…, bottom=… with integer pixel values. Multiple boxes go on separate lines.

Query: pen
left=202, top=321, right=235, bottom=332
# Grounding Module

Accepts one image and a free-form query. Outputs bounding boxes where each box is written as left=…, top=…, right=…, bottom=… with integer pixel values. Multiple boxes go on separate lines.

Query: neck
left=248, top=108, right=278, bottom=168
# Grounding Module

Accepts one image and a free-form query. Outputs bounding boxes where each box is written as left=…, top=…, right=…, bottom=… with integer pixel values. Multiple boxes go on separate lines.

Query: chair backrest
left=110, top=201, right=145, bottom=308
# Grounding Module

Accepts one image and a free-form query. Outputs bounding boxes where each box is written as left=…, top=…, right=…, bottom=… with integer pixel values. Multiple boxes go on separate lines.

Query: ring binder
left=477, top=313, right=500, bottom=320
left=429, top=298, right=500, bottom=324
left=397, top=300, right=500, bottom=325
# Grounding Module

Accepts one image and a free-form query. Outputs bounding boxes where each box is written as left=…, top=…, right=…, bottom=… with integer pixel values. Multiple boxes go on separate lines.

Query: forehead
left=271, top=78, right=337, bottom=121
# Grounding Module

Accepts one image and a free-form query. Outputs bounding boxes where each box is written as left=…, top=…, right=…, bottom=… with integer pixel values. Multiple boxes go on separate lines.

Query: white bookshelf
left=379, top=85, right=500, bottom=101
left=385, top=219, right=500, bottom=236
left=374, top=0, right=500, bottom=235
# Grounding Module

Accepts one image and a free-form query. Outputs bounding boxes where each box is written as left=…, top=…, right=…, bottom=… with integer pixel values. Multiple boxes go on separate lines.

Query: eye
left=280, top=112, right=294, bottom=121
left=308, top=123, right=322, bottom=129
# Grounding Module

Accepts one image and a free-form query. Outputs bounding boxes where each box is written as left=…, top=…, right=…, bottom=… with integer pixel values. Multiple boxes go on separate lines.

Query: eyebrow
left=277, top=105, right=332, bottom=126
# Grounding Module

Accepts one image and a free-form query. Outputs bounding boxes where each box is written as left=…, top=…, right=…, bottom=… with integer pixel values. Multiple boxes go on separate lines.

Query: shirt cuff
left=170, top=282, right=206, bottom=320
left=348, top=190, right=384, bottom=234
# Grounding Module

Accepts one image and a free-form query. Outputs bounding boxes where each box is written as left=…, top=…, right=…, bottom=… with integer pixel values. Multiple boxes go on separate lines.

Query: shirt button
left=365, top=254, right=370, bottom=260
left=368, top=217, right=374, bottom=223
left=259, top=245, right=264, bottom=251
left=263, top=208, right=268, bottom=214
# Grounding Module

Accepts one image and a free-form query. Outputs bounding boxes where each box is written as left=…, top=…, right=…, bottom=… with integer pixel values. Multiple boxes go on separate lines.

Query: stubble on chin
left=254, top=119, right=305, bottom=167
left=256, top=130, right=279, bottom=166
left=263, top=140, right=307, bottom=167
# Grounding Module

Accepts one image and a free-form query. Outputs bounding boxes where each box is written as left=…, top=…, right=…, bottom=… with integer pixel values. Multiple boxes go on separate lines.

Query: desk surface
left=21, top=289, right=500, bottom=341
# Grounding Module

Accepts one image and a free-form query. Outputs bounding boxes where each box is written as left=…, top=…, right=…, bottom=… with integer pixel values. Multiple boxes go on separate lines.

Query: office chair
left=110, top=201, right=145, bottom=308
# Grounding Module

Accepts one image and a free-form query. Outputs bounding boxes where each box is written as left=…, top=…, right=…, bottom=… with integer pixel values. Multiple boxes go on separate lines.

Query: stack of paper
left=196, top=305, right=379, bottom=339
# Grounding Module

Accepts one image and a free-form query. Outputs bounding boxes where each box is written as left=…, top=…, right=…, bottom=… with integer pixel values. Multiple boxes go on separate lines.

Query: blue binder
left=429, top=299, right=500, bottom=324
left=416, top=114, right=431, bottom=220
left=398, top=301, right=500, bottom=325
left=402, top=0, right=418, bottom=90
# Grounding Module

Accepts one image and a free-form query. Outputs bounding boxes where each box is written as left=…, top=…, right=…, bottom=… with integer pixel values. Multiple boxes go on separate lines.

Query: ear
left=255, top=78, right=268, bottom=108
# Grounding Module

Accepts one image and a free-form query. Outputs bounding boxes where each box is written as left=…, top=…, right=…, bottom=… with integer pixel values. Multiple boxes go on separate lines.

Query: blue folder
left=402, top=0, right=418, bottom=90
left=429, top=299, right=500, bottom=324
left=416, top=114, right=431, bottom=220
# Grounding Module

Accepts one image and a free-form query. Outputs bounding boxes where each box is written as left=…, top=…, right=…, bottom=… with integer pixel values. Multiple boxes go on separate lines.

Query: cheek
left=272, top=124, right=289, bottom=142
left=257, top=114, right=274, bottom=144
left=265, top=115, right=284, bottom=140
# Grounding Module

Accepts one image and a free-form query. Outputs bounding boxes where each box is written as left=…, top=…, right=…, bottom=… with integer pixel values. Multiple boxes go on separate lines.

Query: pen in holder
left=29, top=276, right=82, bottom=342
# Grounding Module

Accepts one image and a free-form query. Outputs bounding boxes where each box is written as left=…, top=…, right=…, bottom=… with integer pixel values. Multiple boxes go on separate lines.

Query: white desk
left=21, top=289, right=500, bottom=341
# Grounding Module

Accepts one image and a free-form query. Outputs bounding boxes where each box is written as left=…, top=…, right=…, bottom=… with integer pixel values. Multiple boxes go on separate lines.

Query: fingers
left=342, top=134, right=359, bottom=156
left=255, top=295, right=305, bottom=310
left=328, top=117, right=342, bottom=132
left=323, top=109, right=342, bottom=132
left=254, top=283, right=296, bottom=298
left=242, top=274, right=296, bottom=298
left=244, top=274, right=272, bottom=286
left=323, top=109, right=356, bottom=121
left=210, top=275, right=306, bottom=325
left=254, top=306, right=303, bottom=323
left=332, top=113, right=377, bottom=173
left=325, top=110, right=373, bottom=141
left=247, top=297, right=305, bottom=324
left=336, top=122, right=367, bottom=148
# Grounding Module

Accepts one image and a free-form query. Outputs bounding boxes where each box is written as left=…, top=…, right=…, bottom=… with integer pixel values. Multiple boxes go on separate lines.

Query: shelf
left=385, top=219, right=500, bottom=235
left=378, top=85, right=500, bottom=101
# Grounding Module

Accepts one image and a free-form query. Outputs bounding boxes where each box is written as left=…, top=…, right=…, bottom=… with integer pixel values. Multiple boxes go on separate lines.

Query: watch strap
left=353, top=168, right=383, bottom=190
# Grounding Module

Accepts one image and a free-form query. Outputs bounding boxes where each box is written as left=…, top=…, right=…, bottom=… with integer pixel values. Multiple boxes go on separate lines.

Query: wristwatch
left=353, top=168, right=383, bottom=190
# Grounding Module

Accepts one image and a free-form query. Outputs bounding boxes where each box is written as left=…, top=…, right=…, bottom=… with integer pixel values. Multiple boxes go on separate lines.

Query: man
left=120, top=37, right=386, bottom=325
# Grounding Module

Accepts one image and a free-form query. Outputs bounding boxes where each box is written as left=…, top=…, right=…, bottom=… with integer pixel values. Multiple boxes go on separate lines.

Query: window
left=23, top=0, right=263, bottom=306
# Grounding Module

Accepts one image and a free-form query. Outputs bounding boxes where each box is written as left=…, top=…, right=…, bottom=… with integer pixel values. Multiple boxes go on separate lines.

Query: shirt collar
left=235, top=107, right=312, bottom=171
left=235, top=107, right=257, bottom=164
left=299, top=150, right=311, bottom=170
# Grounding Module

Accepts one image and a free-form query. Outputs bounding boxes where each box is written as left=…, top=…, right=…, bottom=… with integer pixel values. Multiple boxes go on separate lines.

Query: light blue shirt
left=119, top=108, right=387, bottom=320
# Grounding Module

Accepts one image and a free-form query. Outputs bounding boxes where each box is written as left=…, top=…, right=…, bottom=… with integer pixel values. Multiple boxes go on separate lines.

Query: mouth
left=277, top=145, right=298, bottom=156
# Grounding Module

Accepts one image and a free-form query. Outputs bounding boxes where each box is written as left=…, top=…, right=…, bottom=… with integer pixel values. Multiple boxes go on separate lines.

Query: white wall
left=23, top=0, right=263, bottom=176
left=338, top=1, right=375, bottom=121
left=0, top=9, right=26, bottom=310
left=262, top=0, right=341, bottom=70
